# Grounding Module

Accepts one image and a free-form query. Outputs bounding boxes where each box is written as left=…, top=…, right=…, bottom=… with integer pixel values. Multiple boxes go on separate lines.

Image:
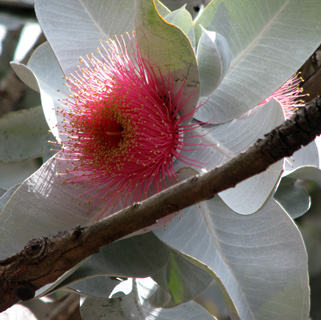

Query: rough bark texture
left=0, top=98, right=321, bottom=312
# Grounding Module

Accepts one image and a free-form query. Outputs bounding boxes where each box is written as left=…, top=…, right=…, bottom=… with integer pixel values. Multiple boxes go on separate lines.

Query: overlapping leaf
left=274, top=177, right=310, bottom=219
left=154, top=197, right=309, bottom=320
left=135, top=0, right=200, bottom=118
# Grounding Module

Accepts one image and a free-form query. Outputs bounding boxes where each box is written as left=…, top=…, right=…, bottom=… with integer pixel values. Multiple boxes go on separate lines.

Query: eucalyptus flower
left=2, top=0, right=321, bottom=319
left=56, top=33, right=208, bottom=217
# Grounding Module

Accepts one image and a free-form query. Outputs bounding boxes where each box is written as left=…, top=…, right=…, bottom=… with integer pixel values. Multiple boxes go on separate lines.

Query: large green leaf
left=135, top=0, right=200, bottom=118
left=154, top=197, right=309, bottom=320
left=194, top=0, right=321, bottom=123
left=0, top=107, right=48, bottom=162
left=164, top=6, right=195, bottom=47
left=34, top=0, right=135, bottom=75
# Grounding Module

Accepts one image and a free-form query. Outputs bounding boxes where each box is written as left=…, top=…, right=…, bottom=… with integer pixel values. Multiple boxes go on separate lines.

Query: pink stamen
left=259, top=73, right=306, bottom=118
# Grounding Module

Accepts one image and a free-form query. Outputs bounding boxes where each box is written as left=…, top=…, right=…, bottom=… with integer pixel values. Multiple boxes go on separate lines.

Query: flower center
left=82, top=108, right=124, bottom=148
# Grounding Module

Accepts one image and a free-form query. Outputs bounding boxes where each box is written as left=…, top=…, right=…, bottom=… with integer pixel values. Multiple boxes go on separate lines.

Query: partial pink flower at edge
left=258, top=73, right=307, bottom=119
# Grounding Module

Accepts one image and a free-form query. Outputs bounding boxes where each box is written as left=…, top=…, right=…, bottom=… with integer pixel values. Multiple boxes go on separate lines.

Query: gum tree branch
left=0, top=98, right=321, bottom=312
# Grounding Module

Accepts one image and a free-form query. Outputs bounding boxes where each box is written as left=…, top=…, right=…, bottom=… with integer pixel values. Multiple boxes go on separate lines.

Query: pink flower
left=57, top=33, right=205, bottom=217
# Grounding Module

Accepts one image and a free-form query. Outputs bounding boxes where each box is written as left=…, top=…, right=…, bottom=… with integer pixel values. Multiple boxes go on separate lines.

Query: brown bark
left=0, top=98, right=321, bottom=312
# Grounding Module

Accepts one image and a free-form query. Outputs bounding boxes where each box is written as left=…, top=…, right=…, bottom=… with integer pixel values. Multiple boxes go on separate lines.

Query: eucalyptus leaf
left=154, top=197, right=309, bottom=320
left=176, top=99, right=284, bottom=214
left=216, top=100, right=284, bottom=213
left=135, top=0, right=200, bottom=119
left=68, top=276, right=121, bottom=298
left=287, top=166, right=321, bottom=181
left=196, top=27, right=231, bottom=97
left=284, top=141, right=319, bottom=173
left=284, top=141, right=321, bottom=180
left=12, top=42, right=66, bottom=144
left=164, top=6, right=195, bottom=47
left=299, top=221, right=321, bottom=278
left=150, top=249, right=213, bottom=308
left=137, top=278, right=214, bottom=320
left=154, top=0, right=171, bottom=17
left=274, top=178, right=310, bottom=220
left=10, top=61, right=39, bottom=92
left=34, top=0, right=135, bottom=75
left=194, top=0, right=321, bottom=123
left=193, top=280, right=230, bottom=320
left=0, top=107, right=48, bottom=162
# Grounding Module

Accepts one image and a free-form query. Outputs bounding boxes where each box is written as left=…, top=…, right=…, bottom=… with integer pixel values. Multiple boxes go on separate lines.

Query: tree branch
left=1, top=98, right=321, bottom=312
